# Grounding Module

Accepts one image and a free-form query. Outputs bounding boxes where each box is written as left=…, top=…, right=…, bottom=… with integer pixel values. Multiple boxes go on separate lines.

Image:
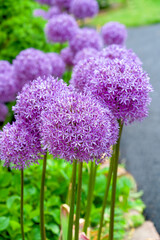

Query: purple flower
left=60, top=47, right=75, bottom=67
left=13, top=75, right=70, bottom=133
left=47, top=6, right=61, bottom=19
left=101, top=22, right=127, bottom=46
left=13, top=48, right=52, bottom=90
left=33, top=9, right=48, bottom=19
left=83, top=58, right=153, bottom=124
left=0, top=103, right=8, bottom=122
left=70, top=57, right=107, bottom=92
left=99, top=44, right=142, bottom=65
left=54, top=0, right=71, bottom=9
left=0, top=61, right=17, bottom=102
left=70, top=0, right=99, bottom=19
left=47, top=52, right=66, bottom=78
left=69, top=28, right=103, bottom=54
left=40, top=91, right=118, bottom=163
left=0, top=121, right=42, bottom=169
left=74, top=47, right=99, bottom=65
left=45, top=14, right=78, bottom=43
left=35, top=0, right=55, bottom=6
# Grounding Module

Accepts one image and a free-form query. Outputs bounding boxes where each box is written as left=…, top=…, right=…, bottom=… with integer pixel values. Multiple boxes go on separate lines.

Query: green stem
left=67, top=160, right=77, bottom=240
left=20, top=169, right=25, bottom=240
left=83, top=161, right=97, bottom=233
left=40, top=153, right=47, bottom=240
left=109, top=120, right=123, bottom=240
left=75, top=162, right=83, bottom=240
left=97, top=151, right=115, bottom=240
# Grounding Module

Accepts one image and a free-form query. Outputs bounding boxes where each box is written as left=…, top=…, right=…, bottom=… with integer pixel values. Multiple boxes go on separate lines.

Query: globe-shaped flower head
left=101, top=22, right=127, bottom=46
left=54, top=0, right=71, bottom=9
left=70, top=28, right=103, bottom=54
left=99, top=45, right=142, bottom=65
left=35, top=0, right=55, bottom=6
left=60, top=47, right=75, bottom=67
left=13, top=48, right=52, bottom=90
left=45, top=14, right=78, bottom=43
left=47, top=53, right=66, bottom=78
left=70, top=0, right=99, bottom=19
left=83, top=58, right=153, bottom=124
left=46, top=6, right=61, bottom=19
left=40, top=91, right=119, bottom=163
left=33, top=9, right=48, bottom=19
left=0, top=103, right=8, bottom=122
left=74, top=47, right=98, bottom=65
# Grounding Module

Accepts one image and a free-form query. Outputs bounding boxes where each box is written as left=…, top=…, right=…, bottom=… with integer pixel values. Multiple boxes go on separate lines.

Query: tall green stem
left=75, top=162, right=83, bottom=240
left=67, top=160, right=77, bottom=240
left=20, top=169, right=25, bottom=240
left=40, top=153, right=47, bottom=240
left=109, top=120, right=123, bottom=240
left=83, top=161, right=97, bottom=233
left=97, top=150, right=115, bottom=240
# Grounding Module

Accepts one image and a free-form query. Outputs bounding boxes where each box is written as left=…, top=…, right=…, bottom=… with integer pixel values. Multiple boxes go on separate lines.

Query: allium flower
left=13, top=48, right=52, bottom=90
left=101, top=22, right=127, bottom=46
left=47, top=6, right=61, bottom=19
left=0, top=121, right=42, bottom=169
left=0, top=61, right=17, bottom=102
left=0, top=103, right=8, bottom=122
left=40, top=91, right=118, bottom=163
left=70, top=0, right=99, bottom=19
left=83, top=59, right=153, bottom=124
left=45, top=14, right=78, bottom=43
left=54, top=0, right=71, bottom=9
left=99, top=45, right=142, bottom=65
left=35, top=0, right=55, bottom=6
left=74, top=47, right=98, bottom=65
left=33, top=9, right=48, bottom=19
left=70, top=57, right=108, bottom=92
left=60, top=47, right=75, bottom=67
left=13, top=75, right=70, bottom=132
left=69, top=28, right=103, bottom=54
left=47, top=53, right=66, bottom=78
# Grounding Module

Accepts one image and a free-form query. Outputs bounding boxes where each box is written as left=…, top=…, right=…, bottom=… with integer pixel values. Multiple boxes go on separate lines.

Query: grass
left=89, top=0, right=160, bottom=28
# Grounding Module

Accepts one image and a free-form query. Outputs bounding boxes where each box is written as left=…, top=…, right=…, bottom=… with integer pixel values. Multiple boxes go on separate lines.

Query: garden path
left=120, top=24, right=160, bottom=233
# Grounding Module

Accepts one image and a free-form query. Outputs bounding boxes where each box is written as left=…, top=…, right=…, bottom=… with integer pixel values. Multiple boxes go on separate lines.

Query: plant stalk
left=40, top=153, right=47, bottom=240
left=97, top=150, right=115, bottom=240
left=21, top=169, right=25, bottom=240
left=75, top=162, right=83, bottom=240
left=67, top=160, right=77, bottom=240
left=83, top=161, right=97, bottom=233
left=109, top=120, right=123, bottom=240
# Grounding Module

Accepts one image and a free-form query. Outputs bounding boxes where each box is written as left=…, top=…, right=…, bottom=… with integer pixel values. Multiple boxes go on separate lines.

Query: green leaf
left=45, top=223, right=59, bottom=235
left=7, top=195, right=20, bottom=209
left=10, top=220, right=20, bottom=231
left=0, top=216, right=10, bottom=231
left=0, top=171, right=12, bottom=187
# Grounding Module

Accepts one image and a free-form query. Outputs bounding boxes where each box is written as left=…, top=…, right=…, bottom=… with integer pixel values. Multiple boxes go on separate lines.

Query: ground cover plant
left=0, top=0, right=153, bottom=239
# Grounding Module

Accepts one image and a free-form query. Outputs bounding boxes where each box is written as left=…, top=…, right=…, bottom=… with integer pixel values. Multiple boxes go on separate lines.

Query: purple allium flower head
left=35, top=0, right=55, bottom=6
left=60, top=47, right=75, bottom=67
left=46, top=6, right=61, bottom=19
left=47, top=53, right=66, bottom=78
left=13, top=75, right=70, bottom=133
left=0, top=103, right=8, bottom=122
left=33, top=9, right=48, bottom=19
left=0, top=61, right=17, bottom=102
left=0, top=121, right=43, bottom=169
left=83, top=58, right=153, bottom=124
left=101, top=22, right=127, bottom=46
left=70, top=0, right=99, bottom=19
left=45, top=14, right=78, bottom=43
left=69, top=28, right=103, bottom=54
left=70, top=57, right=108, bottom=92
left=40, top=91, right=119, bottom=163
left=13, top=48, right=52, bottom=90
left=74, top=47, right=98, bottom=65
left=99, top=45, right=142, bottom=65
left=54, top=0, right=71, bottom=9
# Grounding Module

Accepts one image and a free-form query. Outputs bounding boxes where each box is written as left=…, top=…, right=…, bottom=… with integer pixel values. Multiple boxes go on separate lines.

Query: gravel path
left=120, top=24, right=160, bottom=233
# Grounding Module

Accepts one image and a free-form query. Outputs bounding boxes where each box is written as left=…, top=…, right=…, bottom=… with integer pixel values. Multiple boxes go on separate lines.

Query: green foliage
left=0, top=157, right=145, bottom=239
left=90, top=0, right=160, bottom=27
left=0, top=0, right=59, bottom=62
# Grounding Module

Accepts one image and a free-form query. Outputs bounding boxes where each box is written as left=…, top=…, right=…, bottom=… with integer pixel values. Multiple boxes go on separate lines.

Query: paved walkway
left=120, top=24, right=160, bottom=233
